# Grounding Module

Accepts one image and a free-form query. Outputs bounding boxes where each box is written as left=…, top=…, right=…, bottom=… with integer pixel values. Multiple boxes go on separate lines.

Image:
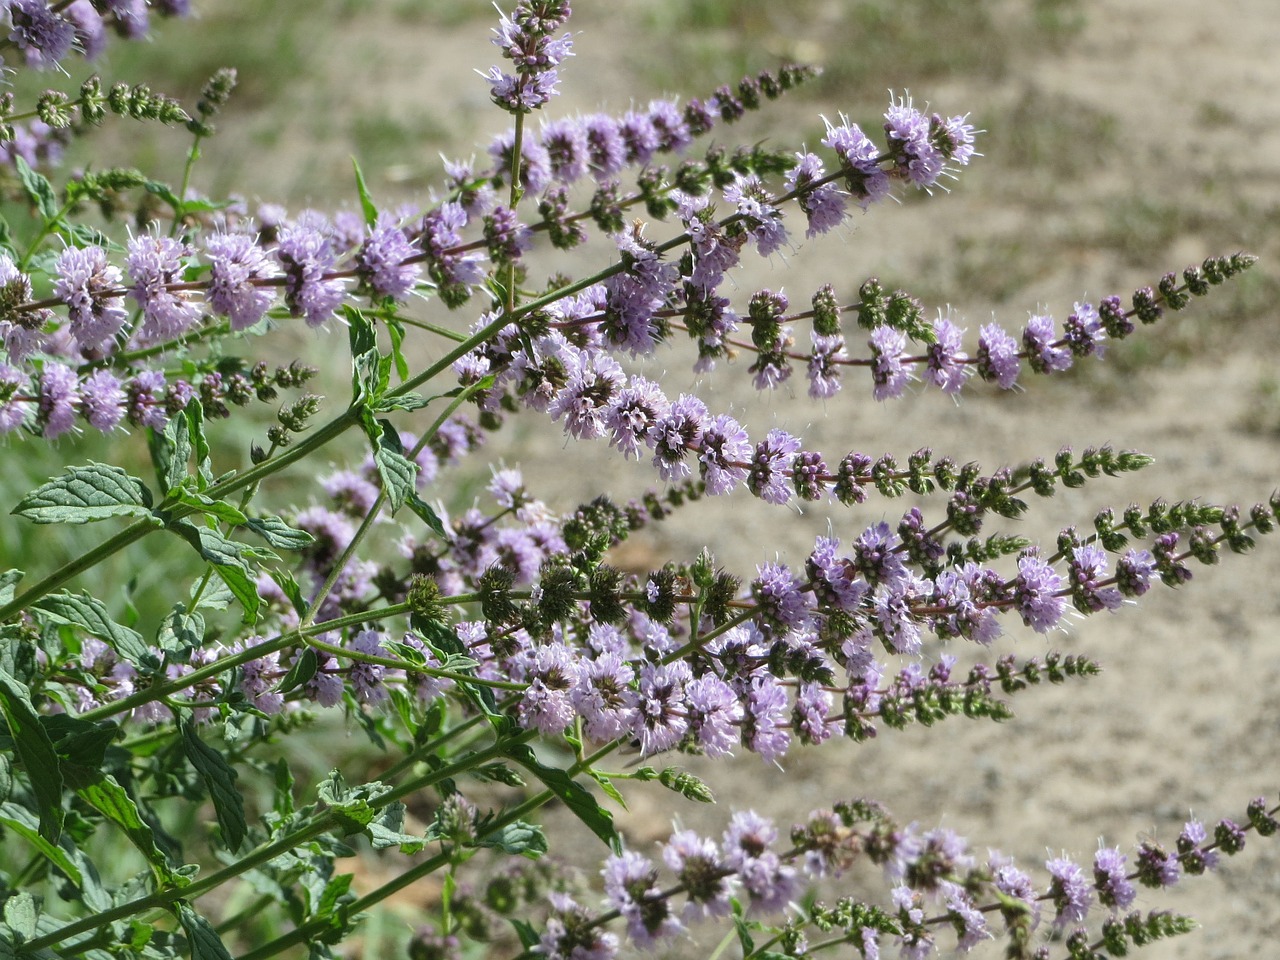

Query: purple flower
left=852, top=522, right=908, bottom=588
left=724, top=174, right=789, bottom=256
left=698, top=413, right=751, bottom=495
left=1064, top=300, right=1106, bottom=357
left=1046, top=855, right=1092, bottom=926
left=944, top=885, right=991, bottom=951
left=884, top=95, right=945, bottom=188
left=516, top=642, right=581, bottom=735
left=484, top=205, right=534, bottom=264
left=539, top=893, right=618, bottom=960
left=8, top=0, right=76, bottom=68
left=786, top=151, right=847, bottom=237
left=662, top=829, right=733, bottom=919
left=806, top=332, right=847, bottom=399
left=1136, top=840, right=1181, bottom=888
left=55, top=245, right=127, bottom=352
left=1023, top=314, right=1072, bottom=374
left=931, top=564, right=1001, bottom=644
left=228, top=637, right=285, bottom=715
left=868, top=326, right=910, bottom=400
left=582, top=114, right=626, bottom=180
left=751, top=562, right=815, bottom=636
left=976, top=321, right=1021, bottom=388
left=683, top=674, right=742, bottom=758
left=570, top=651, right=635, bottom=743
left=64, top=1, right=105, bottom=59
left=125, top=369, right=169, bottom=429
left=205, top=233, right=276, bottom=330
left=602, top=850, right=681, bottom=947
left=821, top=114, right=890, bottom=208
left=741, top=674, right=791, bottom=761
left=0, top=365, right=31, bottom=433
left=722, top=811, right=797, bottom=912
left=1014, top=553, right=1067, bottom=633
left=648, top=393, right=707, bottom=482
left=548, top=349, right=625, bottom=440
left=1093, top=846, right=1136, bottom=910
left=539, top=116, right=589, bottom=184
left=603, top=375, right=669, bottom=459
left=300, top=643, right=344, bottom=708
left=924, top=313, right=970, bottom=393
left=1068, top=542, right=1124, bottom=613
left=78, top=369, right=125, bottom=432
left=1178, top=818, right=1221, bottom=874
left=37, top=361, right=79, bottom=438
left=488, top=131, right=552, bottom=193
left=633, top=660, right=691, bottom=756
left=356, top=219, right=420, bottom=302
left=126, top=234, right=202, bottom=344
left=747, top=429, right=801, bottom=505
left=1116, top=547, right=1155, bottom=597
left=276, top=225, right=346, bottom=327
left=792, top=682, right=835, bottom=745
left=806, top=535, right=869, bottom=611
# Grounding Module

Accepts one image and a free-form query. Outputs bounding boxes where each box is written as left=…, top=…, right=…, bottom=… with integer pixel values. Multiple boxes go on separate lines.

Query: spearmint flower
left=742, top=674, right=791, bottom=761
left=55, top=245, right=128, bottom=352
left=355, top=219, right=420, bottom=302
left=582, top=114, right=626, bottom=180
left=747, top=429, right=801, bottom=505
left=1046, top=855, right=1092, bottom=926
left=977, top=321, right=1021, bottom=388
left=36, top=361, right=79, bottom=438
left=539, top=116, right=589, bottom=184
left=1068, top=542, right=1124, bottom=613
left=603, top=375, right=669, bottom=459
left=683, top=674, right=742, bottom=758
left=868, top=325, right=910, bottom=400
left=1064, top=300, right=1105, bottom=357
left=516, top=642, right=580, bottom=734
left=1115, top=547, right=1156, bottom=597
left=633, top=660, right=691, bottom=756
left=662, top=829, right=734, bottom=919
left=724, top=174, right=789, bottom=256
left=821, top=114, right=890, bottom=208
left=698, top=413, right=751, bottom=495
left=570, top=651, right=635, bottom=742
left=806, top=535, right=870, bottom=611
left=884, top=95, right=945, bottom=188
left=1023, top=314, right=1072, bottom=373
left=485, top=1, right=572, bottom=114
left=276, top=225, right=346, bottom=327
left=751, top=561, right=815, bottom=635
left=65, top=1, right=106, bottom=60
left=944, top=884, right=991, bottom=951
left=806, top=332, right=847, bottom=399
left=1093, top=846, right=1136, bottom=909
left=126, top=234, right=203, bottom=344
left=924, top=313, right=970, bottom=393
left=8, top=0, right=76, bottom=68
left=1178, top=818, right=1221, bottom=874
left=722, top=811, right=797, bottom=912
left=125, top=369, right=169, bottom=429
left=648, top=393, right=708, bottom=481
left=205, top=233, right=276, bottom=330
left=1013, top=552, right=1067, bottom=633
left=484, top=205, right=533, bottom=264
left=602, top=849, right=682, bottom=947
left=786, top=152, right=847, bottom=238
left=539, top=893, right=618, bottom=960
left=78, top=369, right=126, bottom=432
left=0, top=365, right=30, bottom=433
left=547, top=349, right=624, bottom=440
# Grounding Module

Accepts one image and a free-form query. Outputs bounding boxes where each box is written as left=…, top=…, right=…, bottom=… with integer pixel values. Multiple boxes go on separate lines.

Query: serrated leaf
left=587, top=769, right=628, bottom=808
left=43, top=713, right=118, bottom=772
left=244, top=515, right=314, bottom=550
left=167, top=521, right=263, bottom=625
left=406, top=491, right=447, bottom=539
left=381, top=639, right=426, bottom=668
left=345, top=305, right=377, bottom=368
left=167, top=489, right=247, bottom=526
left=177, top=903, right=235, bottom=960
left=185, top=399, right=213, bottom=490
left=478, top=820, right=547, bottom=858
left=0, top=570, right=21, bottom=607
left=371, top=393, right=430, bottom=413
left=0, top=671, right=63, bottom=842
left=351, top=156, right=379, bottom=227
left=385, top=316, right=409, bottom=381
left=2, top=892, right=36, bottom=941
left=369, top=419, right=416, bottom=514
left=504, top=744, right=619, bottom=852
left=72, top=772, right=176, bottom=886
left=366, top=802, right=425, bottom=853
left=32, top=592, right=158, bottom=673
left=276, top=646, right=317, bottom=694
left=14, top=155, right=58, bottom=221
left=155, top=606, right=204, bottom=655
left=153, top=408, right=191, bottom=493
left=12, top=463, right=155, bottom=525
left=181, top=720, right=246, bottom=851
left=267, top=568, right=308, bottom=615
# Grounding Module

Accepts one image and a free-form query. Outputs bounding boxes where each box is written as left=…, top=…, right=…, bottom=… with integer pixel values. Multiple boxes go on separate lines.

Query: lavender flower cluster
left=0, top=3, right=1274, bottom=960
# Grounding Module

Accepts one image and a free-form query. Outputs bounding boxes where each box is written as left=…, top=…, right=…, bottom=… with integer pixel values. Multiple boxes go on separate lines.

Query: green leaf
left=371, top=393, right=430, bottom=413
left=244, top=515, right=314, bottom=550
left=587, top=769, right=628, bottom=808
left=385, top=316, right=409, bottom=381
left=504, top=744, right=619, bottom=852
left=12, top=463, right=155, bottom=525
left=267, top=568, right=308, bottom=615
left=43, top=713, right=118, bottom=772
left=31, top=592, right=158, bottom=673
left=73, top=772, right=177, bottom=886
left=2, top=891, right=37, bottom=942
left=345, top=305, right=378, bottom=369
left=478, top=820, right=547, bottom=858
left=167, top=521, right=263, bottom=625
left=177, top=903, right=235, bottom=960
left=316, top=769, right=388, bottom=834
left=275, top=646, right=317, bottom=694
left=0, top=570, right=21, bottom=608
left=366, top=802, right=425, bottom=853
left=167, top=489, right=247, bottom=526
left=181, top=720, right=246, bottom=851
left=351, top=156, right=379, bottom=227
left=185, top=398, right=214, bottom=490
left=406, top=491, right=447, bottom=539
left=0, top=801, right=84, bottom=890
left=0, top=671, right=63, bottom=842
left=14, top=155, right=58, bottom=221
left=155, top=606, right=205, bottom=656
left=369, top=418, right=416, bottom=515
left=153, top=408, right=192, bottom=493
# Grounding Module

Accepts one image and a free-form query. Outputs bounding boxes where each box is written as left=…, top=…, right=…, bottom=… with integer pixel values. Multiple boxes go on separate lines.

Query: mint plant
left=0, top=3, right=1274, bottom=959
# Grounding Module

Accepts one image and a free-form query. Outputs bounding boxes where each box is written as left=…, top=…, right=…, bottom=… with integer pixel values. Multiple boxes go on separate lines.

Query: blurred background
left=3, top=1, right=1279, bottom=957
